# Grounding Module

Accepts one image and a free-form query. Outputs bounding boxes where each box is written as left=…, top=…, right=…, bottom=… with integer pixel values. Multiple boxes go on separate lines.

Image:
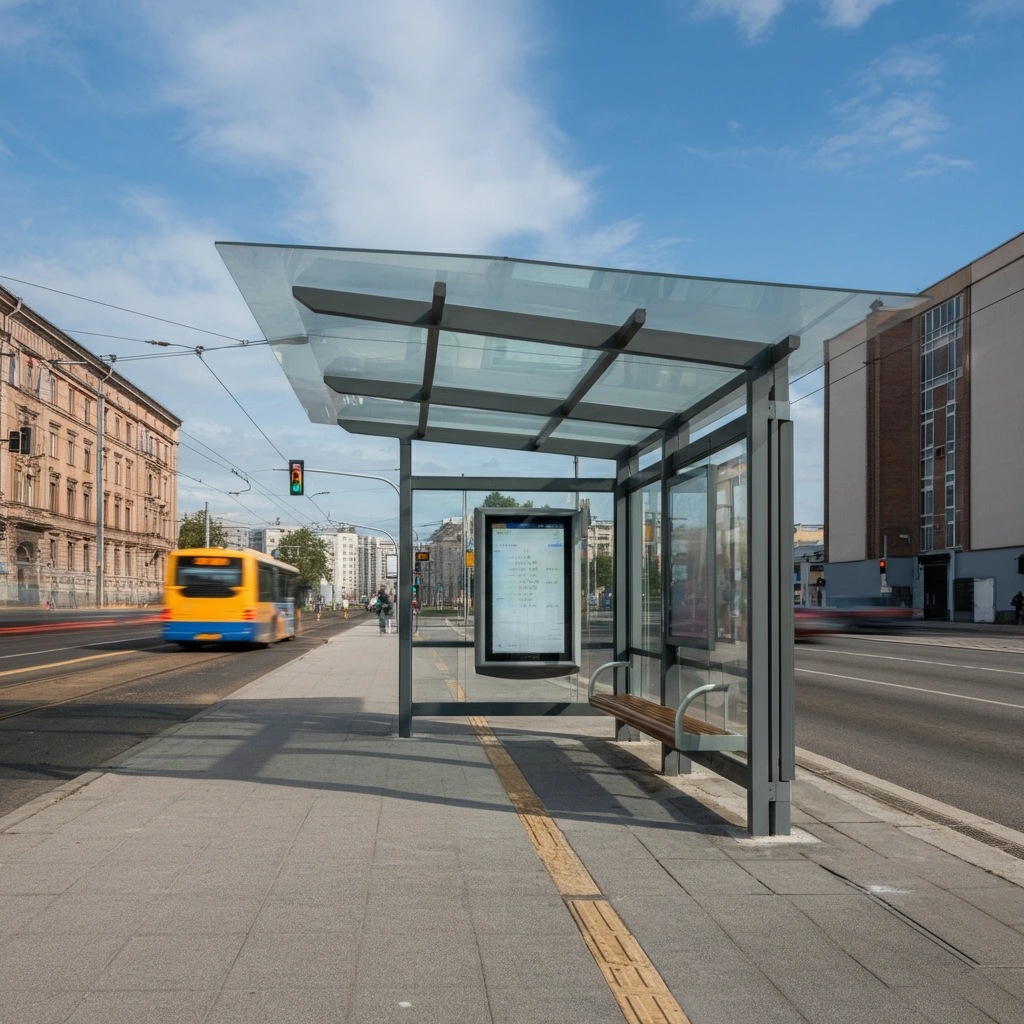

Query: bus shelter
left=218, top=243, right=917, bottom=836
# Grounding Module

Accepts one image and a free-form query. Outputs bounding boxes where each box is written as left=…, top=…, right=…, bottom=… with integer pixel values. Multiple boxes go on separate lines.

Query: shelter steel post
left=614, top=455, right=638, bottom=741
left=745, top=355, right=795, bottom=836
left=398, top=439, right=413, bottom=738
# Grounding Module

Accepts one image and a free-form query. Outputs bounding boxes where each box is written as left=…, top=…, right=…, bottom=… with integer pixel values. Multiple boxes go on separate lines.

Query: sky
left=2, top=0, right=1022, bottom=537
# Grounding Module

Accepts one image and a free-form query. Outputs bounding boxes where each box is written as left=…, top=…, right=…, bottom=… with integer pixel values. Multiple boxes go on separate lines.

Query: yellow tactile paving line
left=426, top=643, right=690, bottom=1022
left=468, top=714, right=690, bottom=1024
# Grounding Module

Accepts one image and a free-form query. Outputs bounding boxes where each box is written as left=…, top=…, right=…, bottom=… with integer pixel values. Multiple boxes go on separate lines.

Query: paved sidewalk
left=2, top=622, right=1024, bottom=1023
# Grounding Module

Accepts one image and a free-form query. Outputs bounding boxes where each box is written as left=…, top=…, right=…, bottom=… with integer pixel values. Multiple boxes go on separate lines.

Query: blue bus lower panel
left=164, top=621, right=260, bottom=643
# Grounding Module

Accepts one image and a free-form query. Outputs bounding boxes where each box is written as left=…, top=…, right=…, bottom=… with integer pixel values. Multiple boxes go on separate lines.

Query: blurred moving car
left=795, top=597, right=917, bottom=639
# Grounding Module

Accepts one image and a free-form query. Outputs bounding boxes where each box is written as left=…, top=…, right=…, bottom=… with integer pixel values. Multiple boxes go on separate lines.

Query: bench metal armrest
left=588, top=660, right=630, bottom=698
left=674, top=681, right=745, bottom=752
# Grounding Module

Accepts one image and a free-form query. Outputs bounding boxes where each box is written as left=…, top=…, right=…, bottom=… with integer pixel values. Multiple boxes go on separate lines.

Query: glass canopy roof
left=217, top=242, right=921, bottom=460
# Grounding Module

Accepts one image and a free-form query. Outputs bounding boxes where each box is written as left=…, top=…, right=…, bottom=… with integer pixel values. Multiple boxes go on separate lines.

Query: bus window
left=175, top=556, right=242, bottom=598
left=258, top=564, right=275, bottom=602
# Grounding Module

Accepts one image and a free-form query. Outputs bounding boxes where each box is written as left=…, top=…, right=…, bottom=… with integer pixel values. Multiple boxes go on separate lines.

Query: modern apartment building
left=0, top=286, right=181, bottom=606
left=825, top=230, right=1024, bottom=621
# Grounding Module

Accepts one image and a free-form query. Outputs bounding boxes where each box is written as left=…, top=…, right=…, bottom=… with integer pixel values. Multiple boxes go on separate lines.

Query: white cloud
left=144, top=0, right=598, bottom=255
left=907, top=153, right=976, bottom=177
left=694, top=0, right=785, bottom=39
left=821, top=0, right=894, bottom=29
left=693, top=0, right=892, bottom=39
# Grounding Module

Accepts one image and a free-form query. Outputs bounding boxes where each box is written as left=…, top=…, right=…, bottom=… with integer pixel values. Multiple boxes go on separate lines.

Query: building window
left=125, top=550, right=132, bottom=577
left=49, top=539, right=57, bottom=564
left=83, top=490, right=92, bottom=522
left=114, top=460, right=121, bottom=485
left=125, top=462, right=132, bottom=488
left=83, top=447, right=92, bottom=473
left=124, top=423, right=132, bottom=447
left=47, top=376, right=55, bottom=404
left=49, top=431, right=58, bottom=458
left=83, top=542, right=90, bottom=570
left=67, top=388, right=75, bottom=415
left=49, top=480, right=58, bottom=512
left=13, top=470, right=24, bottom=504
left=114, top=548, right=121, bottom=575
left=125, top=505, right=132, bottom=531
left=67, top=485, right=76, bottom=517
left=84, top=399, right=92, bottom=425
left=25, top=475, right=33, bottom=507
left=103, top=494, right=109, bottom=523
left=114, top=501, right=121, bottom=530
left=67, top=541, right=75, bottom=571
left=67, top=437, right=76, bottom=465
left=147, top=473, right=153, bottom=496
left=6, top=354, right=15, bottom=386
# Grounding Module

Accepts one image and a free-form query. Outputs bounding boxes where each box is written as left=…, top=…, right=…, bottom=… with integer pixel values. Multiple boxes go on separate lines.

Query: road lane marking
left=797, top=667, right=1024, bottom=711
left=469, top=716, right=691, bottom=1024
left=0, top=650, right=137, bottom=680
left=0, top=634, right=163, bottom=662
left=807, top=647, right=1024, bottom=677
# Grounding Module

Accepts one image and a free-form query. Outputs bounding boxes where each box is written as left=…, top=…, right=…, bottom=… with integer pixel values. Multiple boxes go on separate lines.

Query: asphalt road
left=795, top=633, right=1024, bottom=833
left=0, top=612, right=364, bottom=818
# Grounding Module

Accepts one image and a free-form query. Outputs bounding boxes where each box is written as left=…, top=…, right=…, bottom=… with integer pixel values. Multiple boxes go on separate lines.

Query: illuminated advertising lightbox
left=474, top=507, right=581, bottom=679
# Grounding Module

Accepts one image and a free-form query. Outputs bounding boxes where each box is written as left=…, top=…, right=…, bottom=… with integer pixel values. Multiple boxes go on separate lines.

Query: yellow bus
left=162, top=548, right=301, bottom=648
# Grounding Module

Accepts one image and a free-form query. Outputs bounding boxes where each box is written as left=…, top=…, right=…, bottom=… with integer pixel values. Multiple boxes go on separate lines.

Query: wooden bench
left=588, top=662, right=745, bottom=753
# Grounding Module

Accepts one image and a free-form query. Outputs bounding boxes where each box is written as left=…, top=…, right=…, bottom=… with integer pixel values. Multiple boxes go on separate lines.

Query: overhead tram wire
left=178, top=433, right=320, bottom=529
left=175, top=469, right=274, bottom=526
left=0, top=273, right=247, bottom=342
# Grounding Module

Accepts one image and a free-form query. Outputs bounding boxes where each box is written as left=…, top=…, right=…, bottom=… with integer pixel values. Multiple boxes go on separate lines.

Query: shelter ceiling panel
left=332, top=395, right=420, bottom=426
left=426, top=404, right=550, bottom=437
left=548, top=419, right=654, bottom=447
left=585, top=353, right=738, bottom=414
left=433, top=332, right=598, bottom=399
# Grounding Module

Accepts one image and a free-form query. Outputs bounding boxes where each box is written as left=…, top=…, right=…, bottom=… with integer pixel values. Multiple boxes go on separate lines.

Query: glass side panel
left=668, top=438, right=748, bottom=744
left=668, top=467, right=710, bottom=643
left=588, top=354, right=738, bottom=412
left=427, top=405, right=548, bottom=435
left=433, top=332, right=597, bottom=399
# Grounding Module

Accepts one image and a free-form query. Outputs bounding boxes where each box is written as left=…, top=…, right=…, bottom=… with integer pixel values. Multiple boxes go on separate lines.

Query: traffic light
left=288, top=459, right=304, bottom=496
left=879, top=559, right=886, bottom=575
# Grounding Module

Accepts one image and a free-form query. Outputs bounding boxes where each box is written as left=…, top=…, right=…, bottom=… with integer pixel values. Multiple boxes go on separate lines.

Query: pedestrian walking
left=342, top=597, right=349, bottom=620
left=1012, top=591, right=1024, bottom=625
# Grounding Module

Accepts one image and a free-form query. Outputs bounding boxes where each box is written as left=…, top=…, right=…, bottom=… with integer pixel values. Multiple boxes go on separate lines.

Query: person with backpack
left=375, top=588, right=392, bottom=634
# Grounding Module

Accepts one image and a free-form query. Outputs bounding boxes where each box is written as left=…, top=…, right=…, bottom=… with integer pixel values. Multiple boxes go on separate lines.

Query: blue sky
left=2, top=0, right=1022, bottom=534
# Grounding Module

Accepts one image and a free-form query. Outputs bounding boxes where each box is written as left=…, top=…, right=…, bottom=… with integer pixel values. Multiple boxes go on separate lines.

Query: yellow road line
left=467, top=715, right=690, bottom=1024
left=0, top=649, right=135, bottom=681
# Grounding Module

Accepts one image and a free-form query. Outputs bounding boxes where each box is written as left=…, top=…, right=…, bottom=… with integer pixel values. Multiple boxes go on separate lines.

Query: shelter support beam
left=615, top=454, right=639, bottom=742
left=398, top=439, right=413, bottom=737
left=415, top=282, right=446, bottom=439
left=533, top=309, right=646, bottom=449
left=744, top=350, right=795, bottom=836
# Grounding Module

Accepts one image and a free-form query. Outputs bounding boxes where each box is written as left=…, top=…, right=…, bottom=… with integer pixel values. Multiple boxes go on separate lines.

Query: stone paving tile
left=732, top=857, right=854, bottom=895
left=0, top=990, right=87, bottom=1024
left=0, top=894, right=54, bottom=936
left=137, top=892, right=267, bottom=935
left=477, top=932, right=609, bottom=991
left=0, top=862, right=90, bottom=896
left=0, top=934, right=128, bottom=989
left=96, top=932, right=247, bottom=991
left=206, top=987, right=351, bottom=1024
left=225, top=931, right=360, bottom=989
left=879, top=890, right=1024, bottom=967
left=348, top=987, right=493, bottom=1024
left=951, top=886, right=1024, bottom=928
left=355, top=931, right=486, bottom=991
left=486, top=985, right=624, bottom=1024
left=661, top=857, right=771, bottom=896
left=62, top=989, right=218, bottom=1024
left=19, top=892, right=158, bottom=936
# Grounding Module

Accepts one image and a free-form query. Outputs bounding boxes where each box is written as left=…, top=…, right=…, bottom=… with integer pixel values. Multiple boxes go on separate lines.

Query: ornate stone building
left=0, top=286, right=181, bottom=606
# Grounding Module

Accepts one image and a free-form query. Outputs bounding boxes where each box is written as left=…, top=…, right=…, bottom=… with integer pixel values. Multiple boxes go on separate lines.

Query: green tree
left=481, top=491, right=533, bottom=508
left=593, top=553, right=613, bottom=590
left=277, top=527, right=333, bottom=591
left=178, top=510, right=226, bottom=549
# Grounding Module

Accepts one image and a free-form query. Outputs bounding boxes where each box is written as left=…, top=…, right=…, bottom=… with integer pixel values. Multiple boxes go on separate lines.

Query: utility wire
left=0, top=273, right=247, bottom=341
left=175, top=469, right=273, bottom=525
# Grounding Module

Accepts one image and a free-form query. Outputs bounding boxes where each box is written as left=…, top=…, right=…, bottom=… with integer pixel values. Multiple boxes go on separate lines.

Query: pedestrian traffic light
left=288, top=459, right=304, bottom=496
left=879, top=559, right=886, bottom=575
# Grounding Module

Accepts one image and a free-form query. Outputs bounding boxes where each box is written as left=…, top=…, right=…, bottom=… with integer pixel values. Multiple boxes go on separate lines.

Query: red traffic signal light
left=288, top=459, right=304, bottom=496
left=879, top=559, right=886, bottom=575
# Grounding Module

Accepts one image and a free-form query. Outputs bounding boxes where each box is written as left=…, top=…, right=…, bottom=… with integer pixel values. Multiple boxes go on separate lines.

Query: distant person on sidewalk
left=1012, top=591, right=1024, bottom=625
left=342, top=597, right=349, bottom=620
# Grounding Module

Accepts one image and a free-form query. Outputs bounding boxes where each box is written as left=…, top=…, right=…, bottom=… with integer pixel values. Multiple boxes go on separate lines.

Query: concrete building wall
left=825, top=331, right=868, bottom=563
left=970, top=245, right=1024, bottom=550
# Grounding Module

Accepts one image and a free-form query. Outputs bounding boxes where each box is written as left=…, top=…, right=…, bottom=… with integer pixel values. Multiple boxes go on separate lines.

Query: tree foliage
left=481, top=491, right=533, bottom=508
left=276, top=527, right=333, bottom=589
left=178, top=510, right=226, bottom=549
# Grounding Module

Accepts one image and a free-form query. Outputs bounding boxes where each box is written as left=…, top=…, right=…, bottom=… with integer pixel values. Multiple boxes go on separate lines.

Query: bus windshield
left=174, top=555, right=243, bottom=597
